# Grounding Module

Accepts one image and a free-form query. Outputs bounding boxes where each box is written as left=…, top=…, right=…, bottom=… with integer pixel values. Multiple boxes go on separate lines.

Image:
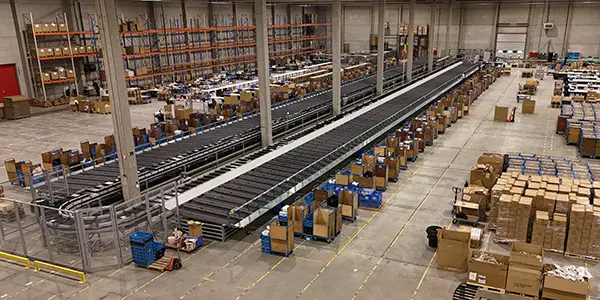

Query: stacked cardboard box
left=515, top=197, right=533, bottom=242
left=468, top=251, right=509, bottom=289
left=437, top=228, right=470, bottom=272
left=506, top=242, right=543, bottom=296
left=470, top=164, right=497, bottom=189
left=531, top=211, right=549, bottom=246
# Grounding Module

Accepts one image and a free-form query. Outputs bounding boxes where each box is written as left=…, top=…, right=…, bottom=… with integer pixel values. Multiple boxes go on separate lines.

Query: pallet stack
left=0, top=199, right=25, bottom=223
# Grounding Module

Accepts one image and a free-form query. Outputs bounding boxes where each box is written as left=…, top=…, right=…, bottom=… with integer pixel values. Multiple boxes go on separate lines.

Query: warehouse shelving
left=85, top=11, right=330, bottom=88
left=23, top=12, right=91, bottom=102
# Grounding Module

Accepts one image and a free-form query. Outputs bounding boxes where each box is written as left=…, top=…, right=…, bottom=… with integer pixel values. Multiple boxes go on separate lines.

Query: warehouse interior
left=0, top=0, right=600, bottom=299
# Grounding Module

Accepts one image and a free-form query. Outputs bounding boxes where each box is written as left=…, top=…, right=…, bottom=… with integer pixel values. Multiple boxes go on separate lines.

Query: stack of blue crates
left=357, top=188, right=383, bottom=209
left=260, top=232, right=271, bottom=254
left=130, top=231, right=161, bottom=267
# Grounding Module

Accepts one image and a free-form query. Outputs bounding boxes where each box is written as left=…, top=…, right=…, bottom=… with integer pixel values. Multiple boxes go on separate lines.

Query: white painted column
left=332, top=0, right=342, bottom=116
left=406, top=0, right=415, bottom=81
left=428, top=0, right=436, bottom=72
left=96, top=0, right=140, bottom=201
left=445, top=0, right=453, bottom=56
left=255, top=0, right=273, bottom=146
left=376, top=0, right=386, bottom=95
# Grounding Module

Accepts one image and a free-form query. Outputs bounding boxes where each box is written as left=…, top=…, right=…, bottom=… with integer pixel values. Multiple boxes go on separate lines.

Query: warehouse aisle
left=2, top=69, right=595, bottom=300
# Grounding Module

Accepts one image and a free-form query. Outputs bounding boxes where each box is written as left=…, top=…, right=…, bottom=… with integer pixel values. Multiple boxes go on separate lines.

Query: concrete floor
left=0, top=69, right=599, bottom=300
left=0, top=101, right=165, bottom=183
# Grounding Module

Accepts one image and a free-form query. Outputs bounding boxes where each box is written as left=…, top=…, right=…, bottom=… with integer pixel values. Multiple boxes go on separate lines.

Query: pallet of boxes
left=486, top=172, right=597, bottom=299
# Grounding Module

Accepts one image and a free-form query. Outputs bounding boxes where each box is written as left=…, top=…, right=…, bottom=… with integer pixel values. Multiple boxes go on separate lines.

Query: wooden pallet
left=564, top=252, right=600, bottom=262
left=506, top=291, right=539, bottom=299
left=144, top=257, right=173, bottom=272
left=466, top=282, right=505, bottom=294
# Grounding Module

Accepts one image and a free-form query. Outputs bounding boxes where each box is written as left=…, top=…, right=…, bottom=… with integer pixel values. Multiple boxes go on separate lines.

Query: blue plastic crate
left=278, top=215, right=288, bottom=223
left=130, top=231, right=153, bottom=245
left=304, top=192, right=314, bottom=203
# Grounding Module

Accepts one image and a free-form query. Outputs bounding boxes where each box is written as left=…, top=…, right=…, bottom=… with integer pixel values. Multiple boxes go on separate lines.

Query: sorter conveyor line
left=179, top=63, right=479, bottom=230
left=43, top=59, right=431, bottom=208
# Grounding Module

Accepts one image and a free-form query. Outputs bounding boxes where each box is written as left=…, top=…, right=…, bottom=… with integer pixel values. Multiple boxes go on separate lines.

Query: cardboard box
left=187, top=220, right=203, bottom=237
left=521, top=100, right=535, bottom=114
left=506, top=265, right=542, bottom=295
left=50, top=72, right=59, bottom=80
left=66, top=70, right=75, bottom=78
left=470, top=164, right=497, bottom=189
left=542, top=274, right=589, bottom=300
left=510, top=242, right=543, bottom=270
left=61, top=47, right=71, bottom=56
left=336, top=173, right=353, bottom=186
left=468, top=251, right=509, bottom=289
left=477, top=153, right=504, bottom=175
left=58, top=23, right=67, bottom=32
left=437, top=228, right=470, bottom=272
left=494, top=106, right=509, bottom=122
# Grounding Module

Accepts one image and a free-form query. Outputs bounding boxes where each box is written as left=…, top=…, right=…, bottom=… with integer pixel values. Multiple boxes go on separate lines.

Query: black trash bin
left=426, top=226, right=442, bottom=248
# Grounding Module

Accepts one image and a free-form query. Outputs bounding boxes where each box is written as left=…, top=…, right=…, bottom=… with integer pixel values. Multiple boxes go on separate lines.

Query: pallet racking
left=23, top=12, right=94, bottom=104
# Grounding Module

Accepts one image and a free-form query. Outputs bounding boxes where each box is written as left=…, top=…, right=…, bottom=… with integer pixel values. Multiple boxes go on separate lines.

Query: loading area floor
left=0, top=69, right=597, bottom=300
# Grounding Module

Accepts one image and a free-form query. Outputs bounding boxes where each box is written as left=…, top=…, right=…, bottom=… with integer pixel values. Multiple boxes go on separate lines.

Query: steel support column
left=95, top=0, right=140, bottom=201
left=376, top=0, right=385, bottom=95
left=562, top=1, right=572, bottom=57
left=406, top=0, right=415, bottom=82
left=255, top=0, right=273, bottom=146
left=332, top=0, right=342, bottom=116
left=445, top=0, right=453, bottom=56
left=10, top=0, right=33, bottom=98
left=428, top=0, right=436, bottom=72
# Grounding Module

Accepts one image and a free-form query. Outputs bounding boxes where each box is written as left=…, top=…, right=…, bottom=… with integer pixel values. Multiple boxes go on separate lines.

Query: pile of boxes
left=2, top=95, right=31, bottom=120
left=71, top=95, right=111, bottom=114
left=28, top=23, right=68, bottom=34
left=489, top=171, right=600, bottom=259
left=397, top=22, right=429, bottom=35
left=35, top=45, right=94, bottom=58
left=558, top=102, right=600, bottom=158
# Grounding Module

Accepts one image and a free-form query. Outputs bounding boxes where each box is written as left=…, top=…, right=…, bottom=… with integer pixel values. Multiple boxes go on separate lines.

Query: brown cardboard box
left=339, top=190, right=358, bottom=220
left=494, top=106, right=509, bottom=122
left=531, top=211, right=549, bottom=246
left=510, top=242, right=543, bottom=270
left=542, top=274, right=589, bottom=300
left=496, top=194, right=512, bottom=239
left=463, top=185, right=490, bottom=211
left=477, top=153, right=504, bottom=175
left=566, top=204, right=585, bottom=254
left=506, top=265, right=542, bottom=295
left=335, top=172, right=353, bottom=186
left=66, top=70, right=75, bottom=78
left=468, top=251, right=509, bottom=289
left=522, top=99, right=536, bottom=114
left=515, top=197, right=533, bottom=242
left=61, top=47, right=71, bottom=56
left=470, top=164, right=497, bottom=189
left=551, top=213, right=567, bottom=252
left=187, top=220, right=203, bottom=237
left=580, top=205, right=594, bottom=255
left=50, top=71, right=59, bottom=81
left=437, top=228, right=470, bottom=272
left=587, top=210, right=600, bottom=258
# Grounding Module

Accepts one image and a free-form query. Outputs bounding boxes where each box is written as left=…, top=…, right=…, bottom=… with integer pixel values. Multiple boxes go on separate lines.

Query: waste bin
left=426, top=226, right=442, bottom=248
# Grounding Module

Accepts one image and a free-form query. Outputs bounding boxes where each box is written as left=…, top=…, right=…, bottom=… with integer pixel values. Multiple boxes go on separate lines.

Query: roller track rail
left=178, top=63, right=479, bottom=239
left=39, top=58, right=458, bottom=240
left=42, top=59, right=436, bottom=211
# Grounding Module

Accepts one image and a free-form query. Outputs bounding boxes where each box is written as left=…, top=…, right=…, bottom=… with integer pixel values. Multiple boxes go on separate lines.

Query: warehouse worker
left=154, top=109, right=165, bottom=123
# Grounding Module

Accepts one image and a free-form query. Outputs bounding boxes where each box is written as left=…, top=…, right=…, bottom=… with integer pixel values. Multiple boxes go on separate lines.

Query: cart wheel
left=327, top=238, right=332, bottom=243
left=452, top=219, right=458, bottom=224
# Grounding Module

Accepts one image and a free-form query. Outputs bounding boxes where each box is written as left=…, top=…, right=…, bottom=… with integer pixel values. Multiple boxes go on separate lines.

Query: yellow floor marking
left=122, top=241, right=215, bottom=300
left=349, top=164, right=450, bottom=300
left=483, top=231, right=491, bottom=251
left=233, top=240, right=308, bottom=300
left=296, top=165, right=423, bottom=299
left=179, top=239, right=260, bottom=299
left=292, top=256, right=327, bottom=264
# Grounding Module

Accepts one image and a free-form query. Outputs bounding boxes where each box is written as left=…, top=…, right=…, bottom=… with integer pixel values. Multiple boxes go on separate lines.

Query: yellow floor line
left=233, top=240, right=308, bottom=300
left=296, top=165, right=423, bottom=299
left=179, top=239, right=260, bottom=299
left=291, top=256, right=327, bottom=264
left=483, top=231, right=491, bottom=251
left=69, top=268, right=122, bottom=298
left=349, top=165, right=450, bottom=300
left=122, top=240, right=215, bottom=300
left=409, top=220, right=453, bottom=300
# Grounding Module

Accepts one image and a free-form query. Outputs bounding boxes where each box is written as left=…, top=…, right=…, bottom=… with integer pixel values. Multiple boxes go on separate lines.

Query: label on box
left=463, top=195, right=471, bottom=201
left=477, top=275, right=486, bottom=284
left=486, top=173, right=490, bottom=178
left=469, top=272, right=477, bottom=281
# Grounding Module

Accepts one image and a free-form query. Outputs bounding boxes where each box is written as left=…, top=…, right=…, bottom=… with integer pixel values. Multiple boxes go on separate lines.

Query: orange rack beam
left=43, top=78, right=76, bottom=85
